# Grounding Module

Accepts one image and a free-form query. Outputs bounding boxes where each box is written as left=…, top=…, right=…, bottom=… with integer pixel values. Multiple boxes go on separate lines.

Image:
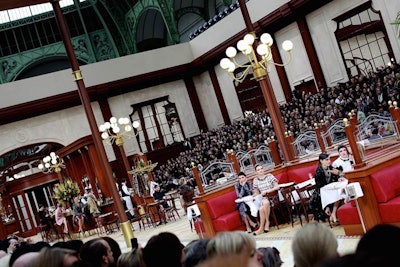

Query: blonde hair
left=117, top=248, right=145, bottom=267
left=31, top=247, right=78, bottom=267
left=206, top=231, right=256, bottom=258
left=291, top=222, right=338, bottom=267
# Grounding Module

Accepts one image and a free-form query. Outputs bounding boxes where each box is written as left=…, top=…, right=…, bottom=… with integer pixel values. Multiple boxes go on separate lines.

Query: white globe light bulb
left=227, top=62, right=236, bottom=72
left=220, top=58, right=231, bottom=69
left=110, top=117, right=117, bottom=124
left=132, top=121, right=140, bottom=129
left=125, top=125, right=132, bottom=132
left=112, top=126, right=120, bottom=134
left=260, top=33, right=273, bottom=46
left=226, top=47, right=237, bottom=58
left=237, top=40, right=247, bottom=52
left=101, top=132, right=109, bottom=139
left=243, top=34, right=255, bottom=45
left=104, top=122, right=111, bottom=129
left=243, top=46, right=252, bottom=55
left=256, top=44, right=268, bottom=56
left=282, top=40, right=293, bottom=51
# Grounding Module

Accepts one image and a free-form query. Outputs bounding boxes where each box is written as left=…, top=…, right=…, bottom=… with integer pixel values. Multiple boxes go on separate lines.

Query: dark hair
left=337, top=145, right=348, bottom=153
left=102, top=236, right=122, bottom=262
left=80, top=238, right=109, bottom=266
left=318, top=153, right=329, bottom=161
left=183, top=239, right=210, bottom=267
left=143, top=232, right=184, bottom=267
left=237, top=172, right=246, bottom=177
left=52, top=239, right=83, bottom=253
left=254, top=164, right=262, bottom=170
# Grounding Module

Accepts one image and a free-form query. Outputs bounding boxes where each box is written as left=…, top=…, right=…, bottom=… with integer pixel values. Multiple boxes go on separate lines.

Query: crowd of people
left=152, top=64, right=399, bottom=193
left=1, top=221, right=398, bottom=267
left=0, top=230, right=283, bottom=267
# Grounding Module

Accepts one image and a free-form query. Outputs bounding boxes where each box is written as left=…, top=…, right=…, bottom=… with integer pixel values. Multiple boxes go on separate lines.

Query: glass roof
left=0, top=0, right=85, bottom=25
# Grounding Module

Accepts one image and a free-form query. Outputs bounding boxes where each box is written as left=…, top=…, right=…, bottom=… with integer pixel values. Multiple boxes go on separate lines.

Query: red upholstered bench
left=286, top=165, right=317, bottom=184
left=370, top=162, right=400, bottom=223
left=206, top=190, right=245, bottom=233
left=338, top=162, right=400, bottom=233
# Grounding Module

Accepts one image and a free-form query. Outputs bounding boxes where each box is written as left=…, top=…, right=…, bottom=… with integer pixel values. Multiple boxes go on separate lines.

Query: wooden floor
left=32, top=199, right=361, bottom=267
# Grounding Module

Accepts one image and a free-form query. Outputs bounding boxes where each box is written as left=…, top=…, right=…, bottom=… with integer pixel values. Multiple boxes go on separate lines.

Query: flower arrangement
left=53, top=179, right=80, bottom=207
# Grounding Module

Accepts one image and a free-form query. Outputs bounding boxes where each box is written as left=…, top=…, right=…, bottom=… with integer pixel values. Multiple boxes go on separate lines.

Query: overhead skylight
left=0, top=0, right=85, bottom=25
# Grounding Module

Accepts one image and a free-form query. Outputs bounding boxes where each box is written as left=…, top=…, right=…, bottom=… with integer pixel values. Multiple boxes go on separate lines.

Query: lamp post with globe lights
left=219, top=0, right=294, bottom=163
left=38, top=152, right=65, bottom=181
left=99, top=117, right=141, bottom=193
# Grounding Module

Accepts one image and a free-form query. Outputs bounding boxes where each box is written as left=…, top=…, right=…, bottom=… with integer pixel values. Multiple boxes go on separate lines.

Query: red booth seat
left=206, top=190, right=245, bottom=233
left=338, top=162, right=400, bottom=230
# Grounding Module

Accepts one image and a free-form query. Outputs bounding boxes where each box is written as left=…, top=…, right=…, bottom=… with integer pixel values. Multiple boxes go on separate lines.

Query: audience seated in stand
left=150, top=65, right=399, bottom=194
left=142, top=232, right=184, bottom=267
left=291, top=222, right=338, bottom=267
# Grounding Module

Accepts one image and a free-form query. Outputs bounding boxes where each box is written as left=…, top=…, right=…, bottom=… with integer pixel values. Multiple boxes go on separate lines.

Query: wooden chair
left=280, top=185, right=304, bottom=227
left=37, top=223, right=52, bottom=242
left=182, top=190, right=195, bottom=213
left=265, top=190, right=281, bottom=229
left=130, top=207, right=145, bottom=231
left=163, top=196, right=180, bottom=221
left=295, top=184, right=314, bottom=223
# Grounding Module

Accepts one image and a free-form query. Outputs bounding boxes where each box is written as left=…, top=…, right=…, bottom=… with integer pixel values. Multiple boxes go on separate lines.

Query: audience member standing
left=120, top=179, right=135, bottom=217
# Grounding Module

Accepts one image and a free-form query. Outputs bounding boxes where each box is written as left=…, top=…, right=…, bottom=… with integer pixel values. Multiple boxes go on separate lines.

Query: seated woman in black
left=314, top=153, right=343, bottom=223
left=234, top=172, right=258, bottom=233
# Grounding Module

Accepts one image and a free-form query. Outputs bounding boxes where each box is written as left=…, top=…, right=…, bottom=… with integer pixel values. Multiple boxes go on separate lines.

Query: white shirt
left=332, top=157, right=353, bottom=172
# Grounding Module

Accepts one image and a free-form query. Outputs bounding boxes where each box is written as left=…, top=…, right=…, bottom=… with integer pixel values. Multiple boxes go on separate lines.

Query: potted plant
left=53, top=179, right=81, bottom=209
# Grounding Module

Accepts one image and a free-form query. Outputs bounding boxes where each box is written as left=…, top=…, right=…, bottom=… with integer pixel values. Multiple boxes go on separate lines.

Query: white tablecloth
left=320, top=180, right=348, bottom=208
left=295, top=178, right=315, bottom=189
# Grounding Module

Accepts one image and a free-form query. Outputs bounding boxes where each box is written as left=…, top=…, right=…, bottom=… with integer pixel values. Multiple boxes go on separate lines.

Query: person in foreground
left=206, top=231, right=264, bottom=267
left=314, top=153, right=344, bottom=223
left=252, top=164, right=280, bottom=235
left=142, top=232, right=184, bottom=267
left=319, top=223, right=400, bottom=267
left=291, top=222, right=338, bottom=267
left=234, top=172, right=258, bottom=233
